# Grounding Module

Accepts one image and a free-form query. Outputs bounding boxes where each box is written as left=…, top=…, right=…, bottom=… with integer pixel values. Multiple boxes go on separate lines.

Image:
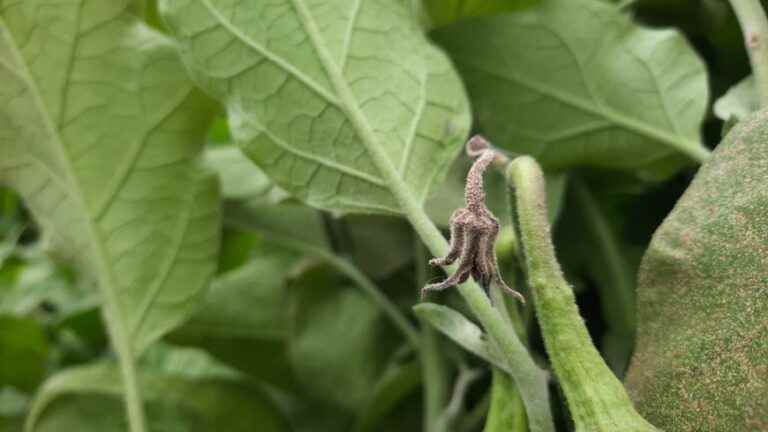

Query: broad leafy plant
left=1, top=0, right=768, bottom=431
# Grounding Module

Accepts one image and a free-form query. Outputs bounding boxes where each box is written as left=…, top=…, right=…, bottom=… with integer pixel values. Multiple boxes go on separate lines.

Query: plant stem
left=422, top=325, right=449, bottom=432
left=289, top=3, right=552, bottom=428
left=506, top=156, right=656, bottom=432
left=415, top=238, right=449, bottom=432
left=730, top=0, right=768, bottom=106
left=388, top=174, right=553, bottom=431
left=485, top=281, right=530, bottom=432
left=324, top=110, right=553, bottom=428
left=484, top=369, right=529, bottom=432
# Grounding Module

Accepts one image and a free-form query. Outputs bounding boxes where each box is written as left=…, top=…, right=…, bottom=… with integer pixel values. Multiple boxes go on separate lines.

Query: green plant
left=2, top=0, right=768, bottom=431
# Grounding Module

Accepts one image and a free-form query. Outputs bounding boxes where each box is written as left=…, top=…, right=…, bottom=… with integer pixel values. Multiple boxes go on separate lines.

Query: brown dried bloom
left=421, top=135, right=524, bottom=303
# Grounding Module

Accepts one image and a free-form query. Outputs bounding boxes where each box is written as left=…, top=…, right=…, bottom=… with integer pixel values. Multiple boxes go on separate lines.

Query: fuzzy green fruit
left=626, top=109, right=768, bottom=431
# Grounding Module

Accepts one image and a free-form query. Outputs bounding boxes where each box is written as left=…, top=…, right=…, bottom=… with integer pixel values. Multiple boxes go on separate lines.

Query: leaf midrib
left=0, top=17, right=135, bottom=353
left=285, top=0, right=422, bottom=212
left=199, top=0, right=341, bottom=107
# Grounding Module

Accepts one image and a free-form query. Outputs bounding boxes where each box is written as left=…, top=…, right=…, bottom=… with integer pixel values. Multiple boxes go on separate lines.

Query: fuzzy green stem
left=288, top=3, right=552, bottom=427
left=352, top=131, right=553, bottom=429
left=484, top=369, right=529, bottom=432
left=506, top=156, right=656, bottom=432
left=422, top=327, right=448, bottom=432
left=730, top=0, right=768, bottom=106
left=415, top=237, right=449, bottom=432
left=402, top=190, right=553, bottom=432
left=485, top=282, right=530, bottom=432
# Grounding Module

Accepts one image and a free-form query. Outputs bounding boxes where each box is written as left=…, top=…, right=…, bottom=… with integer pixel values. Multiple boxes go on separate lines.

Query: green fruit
left=626, top=109, right=768, bottom=431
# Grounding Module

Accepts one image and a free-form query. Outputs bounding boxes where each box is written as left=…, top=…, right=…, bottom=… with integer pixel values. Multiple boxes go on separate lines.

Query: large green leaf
left=286, top=264, right=398, bottom=412
left=0, top=1, right=219, bottom=357
left=626, top=109, right=768, bottom=430
left=168, top=254, right=301, bottom=390
left=354, top=359, right=421, bottom=432
left=423, top=0, right=540, bottom=28
left=160, top=0, right=470, bottom=214
left=26, top=351, right=289, bottom=432
left=433, top=0, right=710, bottom=179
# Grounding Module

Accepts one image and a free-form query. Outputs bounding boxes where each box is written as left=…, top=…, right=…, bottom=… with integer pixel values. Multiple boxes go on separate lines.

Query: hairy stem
left=348, top=127, right=553, bottom=429
left=484, top=369, right=529, bottom=432
left=415, top=238, right=449, bottom=432
left=730, top=0, right=768, bottom=106
left=506, top=156, right=656, bottom=432
left=288, top=2, right=552, bottom=427
left=485, top=281, right=530, bottom=432
left=397, top=178, right=553, bottom=432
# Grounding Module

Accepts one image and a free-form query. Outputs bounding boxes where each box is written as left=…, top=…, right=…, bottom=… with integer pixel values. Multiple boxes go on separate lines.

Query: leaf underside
left=0, top=0, right=220, bottom=354
left=432, top=0, right=709, bottom=179
left=160, top=0, right=470, bottom=215
left=27, top=355, right=288, bottom=432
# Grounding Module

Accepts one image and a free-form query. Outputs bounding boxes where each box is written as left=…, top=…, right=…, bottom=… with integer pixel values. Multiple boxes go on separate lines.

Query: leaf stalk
left=276, top=2, right=553, bottom=428
left=730, top=0, right=768, bottom=106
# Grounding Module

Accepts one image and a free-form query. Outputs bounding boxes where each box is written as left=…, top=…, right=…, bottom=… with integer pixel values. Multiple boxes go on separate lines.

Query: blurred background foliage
left=0, top=0, right=760, bottom=430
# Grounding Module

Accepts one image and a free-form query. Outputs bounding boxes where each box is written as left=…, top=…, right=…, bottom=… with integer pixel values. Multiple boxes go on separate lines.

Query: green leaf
left=225, top=202, right=328, bottom=252
left=225, top=201, right=421, bottom=346
left=345, top=214, right=415, bottom=278
left=713, top=75, right=758, bottom=124
left=160, top=0, right=470, bottom=214
left=168, top=255, right=301, bottom=390
left=354, top=360, right=422, bottom=432
left=0, top=315, right=49, bottom=392
left=205, top=147, right=289, bottom=202
left=433, top=0, right=710, bottom=178
left=26, top=352, right=289, bottom=432
left=626, top=109, right=768, bottom=430
left=413, top=303, right=511, bottom=374
left=423, top=0, right=540, bottom=28
left=0, top=1, right=219, bottom=355
left=286, top=265, right=399, bottom=412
